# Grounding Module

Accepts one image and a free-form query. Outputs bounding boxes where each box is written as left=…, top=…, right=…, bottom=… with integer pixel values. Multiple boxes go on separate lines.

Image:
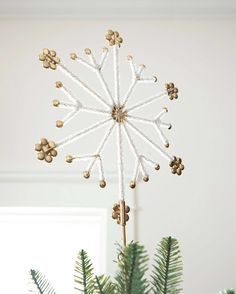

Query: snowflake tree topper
left=35, top=29, right=184, bottom=246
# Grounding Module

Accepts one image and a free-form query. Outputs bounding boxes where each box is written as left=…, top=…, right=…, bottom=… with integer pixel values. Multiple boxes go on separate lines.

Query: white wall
left=0, top=18, right=236, bottom=293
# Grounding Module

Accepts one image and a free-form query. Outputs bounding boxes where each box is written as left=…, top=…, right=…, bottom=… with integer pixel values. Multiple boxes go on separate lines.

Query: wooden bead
left=48, top=141, right=56, bottom=148
left=125, top=214, right=129, bottom=222
left=35, top=144, right=42, bottom=151
left=177, top=157, right=182, bottom=164
left=165, top=143, right=169, bottom=148
left=50, top=149, right=57, bottom=157
left=54, top=57, right=60, bottom=64
left=39, top=53, right=46, bottom=61
left=99, top=180, right=106, bottom=188
left=43, top=48, right=50, bottom=55
left=84, top=48, right=91, bottom=55
left=155, top=164, right=160, bottom=170
left=66, top=155, right=73, bottom=163
left=45, top=155, right=53, bottom=163
left=50, top=50, right=56, bottom=57
left=143, top=176, right=149, bottom=182
left=127, top=55, right=133, bottom=61
left=168, top=124, right=172, bottom=130
left=129, top=181, right=136, bottom=189
left=177, top=169, right=182, bottom=176
left=56, top=120, right=63, bottom=128
left=125, top=206, right=130, bottom=213
left=117, top=37, right=123, bottom=43
left=172, top=93, right=178, bottom=99
left=113, top=203, right=120, bottom=211
left=112, top=211, right=118, bottom=219
left=70, top=53, right=77, bottom=60
left=53, top=99, right=60, bottom=107
left=153, top=76, right=157, bottom=83
left=50, top=63, right=57, bottom=70
left=37, top=152, right=45, bottom=160
left=169, top=82, right=174, bottom=88
left=43, top=60, right=50, bottom=68
left=83, top=171, right=90, bottom=179
left=169, top=160, right=175, bottom=167
left=180, top=164, right=184, bottom=170
left=55, top=81, right=63, bottom=88
left=40, top=138, right=48, bottom=146
left=172, top=168, right=177, bottom=174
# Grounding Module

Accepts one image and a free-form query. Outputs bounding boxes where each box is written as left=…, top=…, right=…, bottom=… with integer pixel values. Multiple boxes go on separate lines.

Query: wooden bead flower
left=35, top=138, right=57, bottom=163
left=112, top=203, right=130, bottom=225
left=39, top=48, right=60, bottom=70
left=106, top=30, right=123, bottom=46
left=165, top=83, right=179, bottom=100
left=169, top=157, right=184, bottom=175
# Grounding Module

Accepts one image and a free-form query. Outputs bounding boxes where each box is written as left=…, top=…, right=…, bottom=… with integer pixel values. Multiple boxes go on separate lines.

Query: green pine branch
left=28, top=237, right=185, bottom=294
left=74, top=249, right=95, bottom=294
left=151, top=236, right=183, bottom=294
left=29, top=269, right=56, bottom=294
left=115, top=242, right=149, bottom=294
left=220, top=290, right=235, bottom=294
left=94, top=275, right=115, bottom=294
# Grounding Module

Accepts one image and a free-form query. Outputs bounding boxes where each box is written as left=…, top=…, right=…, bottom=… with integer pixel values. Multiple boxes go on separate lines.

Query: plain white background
left=0, top=2, right=236, bottom=292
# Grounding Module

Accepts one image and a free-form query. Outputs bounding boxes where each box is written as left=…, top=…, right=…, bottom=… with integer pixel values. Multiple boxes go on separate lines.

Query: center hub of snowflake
left=111, top=105, right=127, bottom=123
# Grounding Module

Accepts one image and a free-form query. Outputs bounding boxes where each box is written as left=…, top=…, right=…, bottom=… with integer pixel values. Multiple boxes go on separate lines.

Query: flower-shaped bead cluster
left=35, top=138, right=57, bottom=163
left=39, top=48, right=60, bottom=70
left=169, top=156, right=184, bottom=175
left=112, top=203, right=130, bottom=225
left=111, top=106, right=127, bottom=123
left=106, top=30, right=123, bottom=46
left=165, top=83, right=179, bottom=100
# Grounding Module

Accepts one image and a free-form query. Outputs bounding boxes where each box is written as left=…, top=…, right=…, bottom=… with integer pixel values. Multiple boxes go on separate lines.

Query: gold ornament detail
left=143, top=175, right=149, bottom=182
left=84, top=48, right=92, bottom=55
left=39, top=48, right=60, bottom=70
left=56, top=120, right=64, bottom=128
left=55, top=81, right=63, bottom=88
left=111, top=106, right=127, bottom=123
left=83, top=170, right=90, bottom=179
left=34, top=29, right=185, bottom=249
left=99, top=180, right=106, bottom=188
left=129, top=180, right=136, bottom=189
left=106, top=30, right=123, bottom=47
left=53, top=99, right=60, bottom=107
left=35, top=138, right=57, bottom=163
left=70, top=52, right=77, bottom=60
left=165, top=83, right=178, bottom=100
left=65, top=155, right=73, bottom=163
left=169, top=156, right=184, bottom=175
left=112, top=202, right=130, bottom=225
left=154, top=164, right=160, bottom=170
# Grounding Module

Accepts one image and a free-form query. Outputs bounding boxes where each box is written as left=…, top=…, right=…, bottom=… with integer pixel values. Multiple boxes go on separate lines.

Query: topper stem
left=120, top=200, right=127, bottom=247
